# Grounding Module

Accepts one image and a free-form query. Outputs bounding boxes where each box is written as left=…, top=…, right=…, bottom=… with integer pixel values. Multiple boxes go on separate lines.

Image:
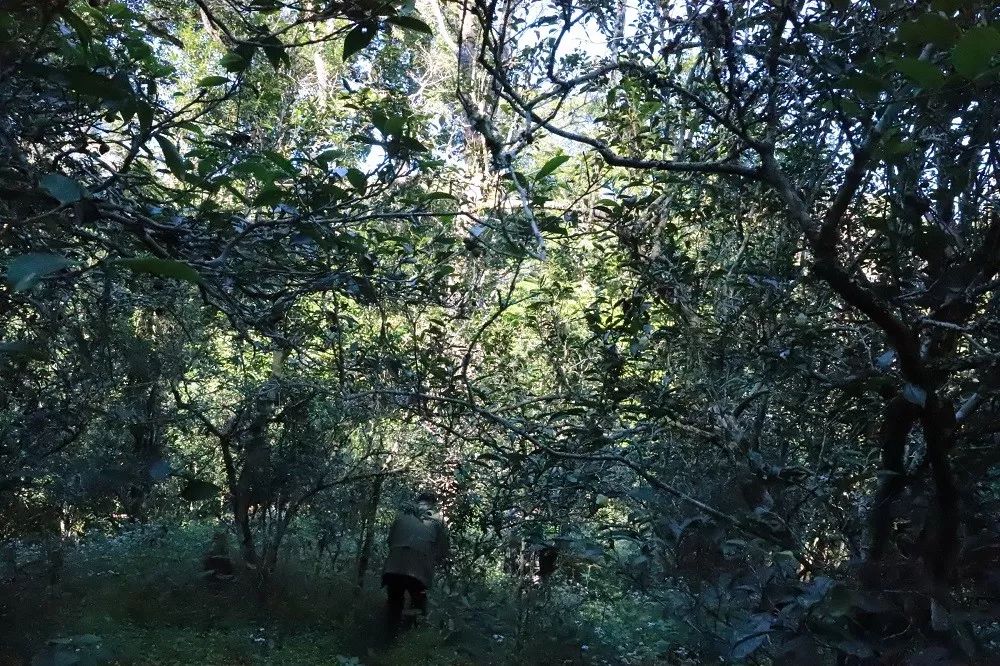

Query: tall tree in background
left=466, top=0, right=1000, bottom=653
left=4, top=0, right=1000, bottom=661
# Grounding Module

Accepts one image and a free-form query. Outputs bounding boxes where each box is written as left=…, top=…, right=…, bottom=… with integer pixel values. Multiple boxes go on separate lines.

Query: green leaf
left=344, top=275, right=377, bottom=304
left=136, top=102, right=154, bottom=135
left=265, top=151, right=297, bottom=176
left=875, top=350, right=895, bottom=369
left=398, top=135, right=428, bottom=153
left=510, top=171, right=529, bottom=190
left=384, top=114, right=405, bottom=137
left=61, top=8, right=92, bottom=47
left=343, top=21, right=378, bottom=61
left=729, top=614, right=773, bottom=660
left=424, top=191, right=458, bottom=201
left=839, top=72, right=885, bottom=100
left=155, top=134, right=187, bottom=180
left=196, top=76, right=230, bottom=87
left=234, top=42, right=257, bottom=64
left=254, top=185, right=285, bottom=206
left=830, top=636, right=874, bottom=658
left=348, top=133, right=378, bottom=146
left=386, top=15, right=433, bottom=35
left=39, top=173, right=87, bottom=204
left=61, top=67, right=132, bottom=100
left=4, top=253, right=73, bottom=291
left=879, top=134, right=914, bottom=159
left=233, top=155, right=275, bottom=181
left=951, top=26, right=1000, bottom=79
left=825, top=584, right=855, bottom=617
left=260, top=34, right=287, bottom=70
left=315, top=149, right=343, bottom=165
left=902, top=382, right=928, bottom=407
left=892, top=57, right=945, bottom=90
left=370, top=109, right=390, bottom=134
left=535, top=154, right=570, bottom=180
left=116, top=256, right=202, bottom=284
left=819, top=97, right=862, bottom=118
left=346, top=168, right=367, bottom=193
left=897, top=14, right=959, bottom=47
left=932, top=0, right=970, bottom=12
left=180, top=479, right=221, bottom=502
left=220, top=51, right=249, bottom=72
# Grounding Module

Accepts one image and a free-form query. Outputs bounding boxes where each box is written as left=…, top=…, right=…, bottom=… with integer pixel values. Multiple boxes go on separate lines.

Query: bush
left=3, top=522, right=694, bottom=664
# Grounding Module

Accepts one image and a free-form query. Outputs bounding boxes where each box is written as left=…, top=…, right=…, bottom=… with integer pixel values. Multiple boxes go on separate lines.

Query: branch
left=477, top=58, right=762, bottom=178
left=760, top=154, right=924, bottom=382
left=288, top=467, right=403, bottom=516
left=341, top=389, right=809, bottom=565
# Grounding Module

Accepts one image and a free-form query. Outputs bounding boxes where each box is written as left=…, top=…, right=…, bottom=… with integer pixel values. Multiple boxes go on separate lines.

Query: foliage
left=1, top=523, right=679, bottom=664
left=3, top=0, right=1000, bottom=663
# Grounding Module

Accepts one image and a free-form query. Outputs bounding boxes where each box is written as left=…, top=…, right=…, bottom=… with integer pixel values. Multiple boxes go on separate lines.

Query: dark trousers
left=382, top=572, right=427, bottom=633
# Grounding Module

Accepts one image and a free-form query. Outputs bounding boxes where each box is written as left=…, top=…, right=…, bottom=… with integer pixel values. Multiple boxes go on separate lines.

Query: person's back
left=382, top=492, right=448, bottom=634
left=384, top=510, right=447, bottom=587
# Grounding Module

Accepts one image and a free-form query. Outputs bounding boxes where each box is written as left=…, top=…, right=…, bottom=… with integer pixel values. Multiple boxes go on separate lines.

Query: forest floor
left=0, top=524, right=683, bottom=665
left=1, top=526, right=476, bottom=665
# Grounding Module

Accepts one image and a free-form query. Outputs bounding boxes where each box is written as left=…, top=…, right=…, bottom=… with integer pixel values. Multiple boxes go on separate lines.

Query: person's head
left=416, top=491, right=438, bottom=506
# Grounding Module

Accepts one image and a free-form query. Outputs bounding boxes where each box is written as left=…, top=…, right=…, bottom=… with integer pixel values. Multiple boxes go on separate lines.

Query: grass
left=1, top=524, right=686, bottom=665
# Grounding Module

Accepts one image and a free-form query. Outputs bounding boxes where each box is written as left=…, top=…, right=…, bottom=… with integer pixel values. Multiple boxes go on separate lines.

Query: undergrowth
left=0, top=523, right=689, bottom=665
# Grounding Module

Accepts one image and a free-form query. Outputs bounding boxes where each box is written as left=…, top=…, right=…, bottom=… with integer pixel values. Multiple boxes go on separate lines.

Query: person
left=501, top=506, right=558, bottom=584
left=202, top=529, right=234, bottom=581
left=382, top=491, right=449, bottom=634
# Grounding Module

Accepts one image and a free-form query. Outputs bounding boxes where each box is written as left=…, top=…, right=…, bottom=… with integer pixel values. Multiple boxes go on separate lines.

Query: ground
left=1, top=524, right=682, bottom=665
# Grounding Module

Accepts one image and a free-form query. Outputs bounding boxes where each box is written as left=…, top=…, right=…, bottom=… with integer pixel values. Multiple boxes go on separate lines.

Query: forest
left=2, top=0, right=1000, bottom=663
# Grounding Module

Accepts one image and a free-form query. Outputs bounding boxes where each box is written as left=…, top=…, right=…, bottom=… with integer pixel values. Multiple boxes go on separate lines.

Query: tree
left=4, top=0, right=1000, bottom=661
left=464, top=0, right=1000, bottom=658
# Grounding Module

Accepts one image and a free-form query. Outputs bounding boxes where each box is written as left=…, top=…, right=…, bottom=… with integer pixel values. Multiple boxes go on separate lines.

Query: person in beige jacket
left=382, top=491, right=449, bottom=633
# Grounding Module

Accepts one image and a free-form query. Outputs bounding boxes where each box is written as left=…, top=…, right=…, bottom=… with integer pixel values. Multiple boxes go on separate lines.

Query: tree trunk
left=864, top=394, right=920, bottom=575
left=355, top=475, right=385, bottom=587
